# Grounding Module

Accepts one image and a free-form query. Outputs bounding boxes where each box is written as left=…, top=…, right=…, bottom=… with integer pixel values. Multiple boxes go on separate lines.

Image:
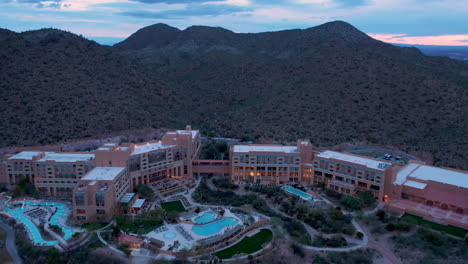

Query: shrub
left=386, top=223, right=396, bottom=231
left=356, top=231, right=364, bottom=240
left=291, top=243, right=305, bottom=258
left=340, top=196, right=361, bottom=211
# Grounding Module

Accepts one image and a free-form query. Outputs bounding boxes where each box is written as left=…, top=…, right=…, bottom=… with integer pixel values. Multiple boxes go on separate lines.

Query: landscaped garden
left=160, top=200, right=186, bottom=213
left=401, top=214, right=467, bottom=238
left=115, top=209, right=165, bottom=234
left=214, top=229, right=273, bottom=259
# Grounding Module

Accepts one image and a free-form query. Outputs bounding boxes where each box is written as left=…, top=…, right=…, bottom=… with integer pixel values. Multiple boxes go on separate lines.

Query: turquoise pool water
left=163, top=232, right=177, bottom=239
left=193, top=211, right=217, bottom=224
left=4, top=207, right=59, bottom=246
left=283, top=186, right=313, bottom=200
left=10, top=201, right=74, bottom=240
left=192, top=217, right=238, bottom=236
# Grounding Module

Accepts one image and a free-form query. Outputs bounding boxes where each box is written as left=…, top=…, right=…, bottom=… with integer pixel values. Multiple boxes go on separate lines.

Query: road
left=0, top=220, right=23, bottom=264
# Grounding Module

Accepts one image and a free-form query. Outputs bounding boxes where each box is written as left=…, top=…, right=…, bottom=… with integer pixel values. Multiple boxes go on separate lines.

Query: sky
left=1, top=0, right=468, bottom=46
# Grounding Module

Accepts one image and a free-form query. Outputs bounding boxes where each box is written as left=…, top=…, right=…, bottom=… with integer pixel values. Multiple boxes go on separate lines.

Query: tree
left=340, top=196, right=361, bottom=211
left=358, top=191, right=376, bottom=208
left=112, top=224, right=121, bottom=237
left=135, top=184, right=155, bottom=200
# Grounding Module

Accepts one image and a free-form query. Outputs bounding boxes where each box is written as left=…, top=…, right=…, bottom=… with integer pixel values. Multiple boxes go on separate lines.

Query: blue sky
left=1, top=0, right=468, bottom=45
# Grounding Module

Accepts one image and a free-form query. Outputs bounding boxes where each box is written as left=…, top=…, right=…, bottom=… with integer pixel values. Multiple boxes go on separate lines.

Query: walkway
left=43, top=221, right=68, bottom=248
left=0, top=220, right=23, bottom=264
left=96, top=220, right=126, bottom=256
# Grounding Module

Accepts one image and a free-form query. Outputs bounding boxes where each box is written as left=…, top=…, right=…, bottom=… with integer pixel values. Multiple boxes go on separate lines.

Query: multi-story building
left=34, top=152, right=95, bottom=199
left=4, top=151, right=95, bottom=199
left=4, top=151, right=44, bottom=184
left=230, top=140, right=313, bottom=184
left=72, top=167, right=130, bottom=223
left=94, top=126, right=201, bottom=188
left=309, top=151, right=396, bottom=201
left=1, top=126, right=467, bottom=228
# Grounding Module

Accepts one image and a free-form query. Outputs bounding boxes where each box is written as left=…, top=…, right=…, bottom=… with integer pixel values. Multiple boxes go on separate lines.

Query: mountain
left=1, top=22, right=467, bottom=170
left=114, top=21, right=468, bottom=169
left=395, top=44, right=468, bottom=62
left=0, top=28, right=185, bottom=146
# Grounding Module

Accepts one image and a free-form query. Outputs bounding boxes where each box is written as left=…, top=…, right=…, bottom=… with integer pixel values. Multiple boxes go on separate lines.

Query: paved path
left=368, top=240, right=403, bottom=264
left=358, top=219, right=403, bottom=264
left=0, top=220, right=23, bottom=264
left=96, top=220, right=127, bottom=256
left=301, top=219, right=368, bottom=252
left=43, top=221, right=68, bottom=248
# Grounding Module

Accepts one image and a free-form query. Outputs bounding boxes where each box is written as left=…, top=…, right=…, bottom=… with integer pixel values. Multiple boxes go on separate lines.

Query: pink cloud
left=370, top=33, right=468, bottom=46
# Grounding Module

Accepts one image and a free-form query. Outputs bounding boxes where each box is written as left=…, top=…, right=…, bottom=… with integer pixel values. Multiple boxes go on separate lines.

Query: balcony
left=330, top=179, right=355, bottom=190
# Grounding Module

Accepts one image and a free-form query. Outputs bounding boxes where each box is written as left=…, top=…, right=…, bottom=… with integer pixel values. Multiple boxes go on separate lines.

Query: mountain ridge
left=0, top=21, right=467, bottom=170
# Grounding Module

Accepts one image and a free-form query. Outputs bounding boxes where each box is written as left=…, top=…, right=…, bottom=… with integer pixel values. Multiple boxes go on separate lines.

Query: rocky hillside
left=1, top=22, right=467, bottom=169
left=0, top=28, right=185, bottom=146
left=115, top=21, right=468, bottom=169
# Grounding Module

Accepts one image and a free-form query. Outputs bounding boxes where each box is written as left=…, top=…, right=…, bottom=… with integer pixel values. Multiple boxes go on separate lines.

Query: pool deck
left=145, top=209, right=244, bottom=252
left=2, top=200, right=81, bottom=247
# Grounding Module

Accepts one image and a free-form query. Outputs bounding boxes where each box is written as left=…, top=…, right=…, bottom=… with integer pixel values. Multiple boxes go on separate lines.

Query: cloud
left=36, top=2, right=62, bottom=8
left=119, top=3, right=250, bottom=19
left=334, top=0, right=370, bottom=8
left=14, top=0, right=61, bottom=2
left=370, top=33, right=468, bottom=46
left=129, top=0, right=206, bottom=3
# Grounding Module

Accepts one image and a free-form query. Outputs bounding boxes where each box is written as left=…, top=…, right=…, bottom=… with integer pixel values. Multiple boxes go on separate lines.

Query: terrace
left=144, top=207, right=252, bottom=252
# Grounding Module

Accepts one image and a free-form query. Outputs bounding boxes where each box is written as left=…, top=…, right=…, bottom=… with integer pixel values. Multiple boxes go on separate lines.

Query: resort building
left=387, top=162, right=468, bottom=229
left=72, top=167, right=130, bottom=223
left=308, top=151, right=397, bottom=201
left=230, top=140, right=313, bottom=184
left=1, top=125, right=467, bottom=229
left=5, top=151, right=95, bottom=199
left=34, top=153, right=96, bottom=199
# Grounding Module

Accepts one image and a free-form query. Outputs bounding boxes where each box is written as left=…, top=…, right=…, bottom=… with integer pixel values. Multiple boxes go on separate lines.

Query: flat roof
left=120, top=193, right=135, bottom=203
left=394, top=163, right=420, bottom=184
left=37, top=152, right=95, bottom=162
left=131, top=142, right=174, bottom=155
left=410, top=165, right=468, bottom=188
left=176, top=130, right=199, bottom=139
left=233, top=145, right=299, bottom=154
left=81, top=167, right=126, bottom=181
left=8, top=151, right=43, bottom=160
left=97, top=147, right=110, bottom=151
left=316, top=151, right=391, bottom=171
left=132, top=199, right=145, bottom=208
left=403, top=180, right=427, bottom=189
left=104, top=143, right=117, bottom=146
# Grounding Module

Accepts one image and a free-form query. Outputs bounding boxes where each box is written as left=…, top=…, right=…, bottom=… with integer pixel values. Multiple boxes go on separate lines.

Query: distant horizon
left=1, top=0, right=467, bottom=46
left=4, top=23, right=468, bottom=48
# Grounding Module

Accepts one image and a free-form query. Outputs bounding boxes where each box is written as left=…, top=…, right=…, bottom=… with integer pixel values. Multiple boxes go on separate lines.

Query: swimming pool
left=283, top=186, right=313, bottom=200
left=163, top=232, right=177, bottom=239
left=193, top=211, right=217, bottom=224
left=4, top=207, right=59, bottom=246
left=10, top=201, right=74, bottom=240
left=192, top=217, right=238, bottom=236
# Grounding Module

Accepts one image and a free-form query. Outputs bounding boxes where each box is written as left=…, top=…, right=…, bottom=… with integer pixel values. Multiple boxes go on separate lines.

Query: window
left=75, top=192, right=85, bottom=206
left=96, top=192, right=106, bottom=206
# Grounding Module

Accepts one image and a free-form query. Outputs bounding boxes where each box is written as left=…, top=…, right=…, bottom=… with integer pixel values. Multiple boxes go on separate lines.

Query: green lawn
left=401, top=214, right=467, bottom=238
left=160, top=200, right=185, bottom=212
left=214, top=229, right=273, bottom=259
